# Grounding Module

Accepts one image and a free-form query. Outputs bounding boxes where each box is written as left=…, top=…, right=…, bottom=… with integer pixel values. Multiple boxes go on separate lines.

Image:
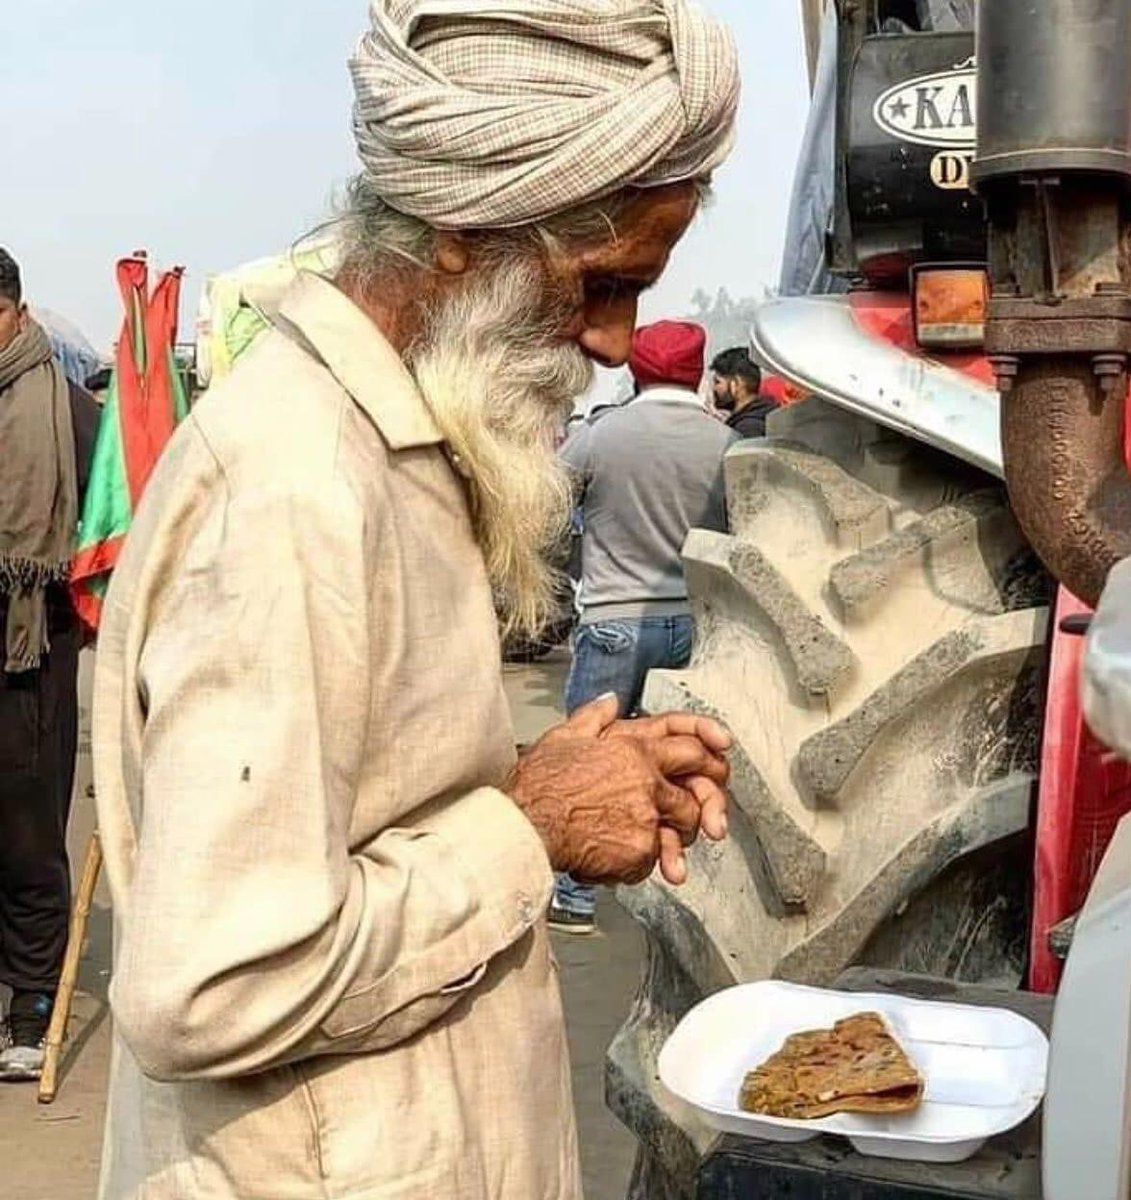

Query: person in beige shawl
left=93, top=3, right=740, bottom=1197
left=0, top=247, right=99, bottom=1083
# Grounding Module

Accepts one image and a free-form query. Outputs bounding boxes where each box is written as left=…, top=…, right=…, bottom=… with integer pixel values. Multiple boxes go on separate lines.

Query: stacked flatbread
left=738, top=1012, right=924, bottom=1119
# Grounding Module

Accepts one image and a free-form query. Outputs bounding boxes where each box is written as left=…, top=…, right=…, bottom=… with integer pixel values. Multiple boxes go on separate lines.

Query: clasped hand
left=507, top=693, right=731, bottom=888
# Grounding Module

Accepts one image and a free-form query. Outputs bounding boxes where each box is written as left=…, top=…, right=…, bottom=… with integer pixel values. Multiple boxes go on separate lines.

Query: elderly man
left=93, top=3, right=739, bottom=1198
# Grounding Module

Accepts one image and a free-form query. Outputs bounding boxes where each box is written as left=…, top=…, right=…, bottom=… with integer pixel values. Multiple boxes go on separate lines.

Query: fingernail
left=598, top=692, right=618, bottom=702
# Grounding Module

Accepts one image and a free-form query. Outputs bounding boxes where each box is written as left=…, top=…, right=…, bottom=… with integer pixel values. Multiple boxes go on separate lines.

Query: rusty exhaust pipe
left=975, top=1, right=1131, bottom=605
left=982, top=179, right=1131, bottom=608
left=1001, top=357, right=1131, bottom=608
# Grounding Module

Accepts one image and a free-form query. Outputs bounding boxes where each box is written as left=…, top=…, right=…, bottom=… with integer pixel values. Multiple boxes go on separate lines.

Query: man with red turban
left=553, top=319, right=737, bottom=932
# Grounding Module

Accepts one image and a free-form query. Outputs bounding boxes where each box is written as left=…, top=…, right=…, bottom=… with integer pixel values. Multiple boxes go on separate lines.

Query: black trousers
left=0, top=617, right=80, bottom=996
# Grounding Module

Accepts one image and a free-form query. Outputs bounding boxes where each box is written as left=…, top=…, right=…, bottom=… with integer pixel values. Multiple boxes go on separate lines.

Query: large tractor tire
left=608, top=399, right=1050, bottom=1200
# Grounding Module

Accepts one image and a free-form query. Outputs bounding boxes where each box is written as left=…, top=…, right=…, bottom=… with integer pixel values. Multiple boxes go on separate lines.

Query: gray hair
left=336, top=172, right=709, bottom=298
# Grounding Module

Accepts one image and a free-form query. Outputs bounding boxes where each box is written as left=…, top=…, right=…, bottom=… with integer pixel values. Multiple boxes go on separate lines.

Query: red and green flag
left=72, top=253, right=188, bottom=629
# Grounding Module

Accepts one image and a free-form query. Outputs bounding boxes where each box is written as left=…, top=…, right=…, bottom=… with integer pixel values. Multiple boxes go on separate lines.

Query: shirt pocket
left=294, top=1042, right=467, bottom=1196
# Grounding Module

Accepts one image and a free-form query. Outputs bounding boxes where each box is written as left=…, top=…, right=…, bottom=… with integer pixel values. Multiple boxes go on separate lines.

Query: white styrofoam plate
left=659, top=981, right=1048, bottom=1163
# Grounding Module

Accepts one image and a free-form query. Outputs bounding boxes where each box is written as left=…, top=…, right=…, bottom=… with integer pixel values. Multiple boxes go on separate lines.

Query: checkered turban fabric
left=350, top=0, right=740, bottom=229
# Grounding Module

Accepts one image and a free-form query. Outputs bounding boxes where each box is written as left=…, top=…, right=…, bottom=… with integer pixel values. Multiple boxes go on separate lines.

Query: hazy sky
left=4, top=1, right=809, bottom=352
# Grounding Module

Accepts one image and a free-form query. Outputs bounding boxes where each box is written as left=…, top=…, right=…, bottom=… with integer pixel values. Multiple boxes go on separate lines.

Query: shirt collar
left=273, top=271, right=443, bottom=451
left=633, top=384, right=706, bottom=408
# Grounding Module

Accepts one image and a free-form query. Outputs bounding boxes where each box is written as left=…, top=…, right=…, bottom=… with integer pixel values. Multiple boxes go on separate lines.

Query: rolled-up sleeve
left=111, top=443, right=550, bottom=1082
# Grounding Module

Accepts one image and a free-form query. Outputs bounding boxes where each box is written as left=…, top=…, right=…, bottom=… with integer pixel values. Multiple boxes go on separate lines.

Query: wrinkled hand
left=506, top=694, right=732, bottom=888
left=601, top=712, right=731, bottom=845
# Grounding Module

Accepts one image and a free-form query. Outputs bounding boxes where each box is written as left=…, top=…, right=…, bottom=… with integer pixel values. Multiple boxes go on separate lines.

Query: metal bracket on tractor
left=697, top=970, right=1052, bottom=1200
left=986, top=293, right=1131, bottom=369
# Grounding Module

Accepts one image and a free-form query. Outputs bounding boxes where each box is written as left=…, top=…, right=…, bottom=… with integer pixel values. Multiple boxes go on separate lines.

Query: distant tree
left=685, top=288, right=766, bottom=361
left=690, top=288, right=713, bottom=318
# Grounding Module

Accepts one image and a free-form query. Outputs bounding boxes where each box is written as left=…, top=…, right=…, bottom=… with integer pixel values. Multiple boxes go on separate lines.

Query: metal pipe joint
left=975, top=0, right=1131, bottom=606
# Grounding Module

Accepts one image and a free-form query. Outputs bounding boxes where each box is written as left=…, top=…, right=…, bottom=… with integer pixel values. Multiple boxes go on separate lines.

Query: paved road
left=1, top=648, right=643, bottom=1200
left=507, top=651, right=643, bottom=1200
left=0, top=650, right=112, bottom=1199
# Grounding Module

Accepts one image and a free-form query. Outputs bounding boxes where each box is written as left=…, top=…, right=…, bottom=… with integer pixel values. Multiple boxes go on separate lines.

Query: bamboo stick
left=37, top=830, right=103, bottom=1105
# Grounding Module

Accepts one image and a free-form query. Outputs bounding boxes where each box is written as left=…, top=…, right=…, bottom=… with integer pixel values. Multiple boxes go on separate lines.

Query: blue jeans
left=555, top=615, right=695, bottom=917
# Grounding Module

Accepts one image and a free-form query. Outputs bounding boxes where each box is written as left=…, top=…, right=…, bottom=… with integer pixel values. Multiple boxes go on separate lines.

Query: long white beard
left=409, top=256, right=593, bottom=641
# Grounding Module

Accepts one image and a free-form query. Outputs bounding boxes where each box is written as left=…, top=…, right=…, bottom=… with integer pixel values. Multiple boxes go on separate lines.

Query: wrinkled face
left=406, top=182, right=701, bottom=640
left=0, top=295, right=27, bottom=352
left=550, top=182, right=701, bottom=368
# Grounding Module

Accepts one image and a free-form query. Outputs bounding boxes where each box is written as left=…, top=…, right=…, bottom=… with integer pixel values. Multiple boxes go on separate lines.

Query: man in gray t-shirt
left=553, top=320, right=736, bottom=931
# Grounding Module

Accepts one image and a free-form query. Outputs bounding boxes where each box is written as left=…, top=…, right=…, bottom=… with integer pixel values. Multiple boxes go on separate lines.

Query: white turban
left=349, top=0, right=740, bottom=229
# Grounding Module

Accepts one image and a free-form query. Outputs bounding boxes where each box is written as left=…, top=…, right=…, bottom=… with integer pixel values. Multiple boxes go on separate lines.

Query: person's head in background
left=0, top=249, right=28, bottom=353
left=629, top=320, right=707, bottom=397
left=710, top=346, right=761, bottom=411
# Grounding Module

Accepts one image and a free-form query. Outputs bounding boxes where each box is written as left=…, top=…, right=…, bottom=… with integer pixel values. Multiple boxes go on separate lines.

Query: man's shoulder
left=687, top=408, right=739, bottom=455
left=645, top=399, right=734, bottom=444
left=729, top=401, right=775, bottom=438
left=109, top=334, right=375, bottom=602
left=193, top=329, right=341, bottom=433
left=585, top=401, right=632, bottom=431
left=583, top=401, right=639, bottom=454
left=591, top=396, right=729, bottom=443
left=190, top=329, right=384, bottom=489
left=589, top=397, right=665, bottom=434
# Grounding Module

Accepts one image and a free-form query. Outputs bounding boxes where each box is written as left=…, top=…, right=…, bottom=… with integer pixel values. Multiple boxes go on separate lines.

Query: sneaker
left=0, top=992, right=52, bottom=1082
left=547, top=903, right=597, bottom=935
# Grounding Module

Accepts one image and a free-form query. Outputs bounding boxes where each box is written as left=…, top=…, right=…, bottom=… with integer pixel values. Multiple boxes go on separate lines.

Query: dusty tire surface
left=607, top=400, right=1050, bottom=1200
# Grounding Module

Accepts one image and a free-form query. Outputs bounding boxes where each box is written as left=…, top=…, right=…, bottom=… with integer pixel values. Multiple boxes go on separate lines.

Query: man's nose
left=576, top=296, right=639, bottom=367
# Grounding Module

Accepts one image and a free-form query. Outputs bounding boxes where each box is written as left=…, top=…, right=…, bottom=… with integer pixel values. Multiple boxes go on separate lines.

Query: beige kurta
left=93, top=273, right=581, bottom=1200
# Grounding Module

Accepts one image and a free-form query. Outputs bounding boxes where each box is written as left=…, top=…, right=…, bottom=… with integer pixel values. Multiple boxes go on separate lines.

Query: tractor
left=608, top=3, right=1131, bottom=1199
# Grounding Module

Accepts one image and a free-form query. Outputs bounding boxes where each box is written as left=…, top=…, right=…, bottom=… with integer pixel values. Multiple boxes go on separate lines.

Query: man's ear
left=17, top=303, right=28, bottom=332
left=434, top=233, right=470, bottom=277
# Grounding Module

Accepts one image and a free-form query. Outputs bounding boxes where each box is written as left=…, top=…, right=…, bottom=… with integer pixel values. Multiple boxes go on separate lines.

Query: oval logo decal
left=873, top=64, right=976, bottom=149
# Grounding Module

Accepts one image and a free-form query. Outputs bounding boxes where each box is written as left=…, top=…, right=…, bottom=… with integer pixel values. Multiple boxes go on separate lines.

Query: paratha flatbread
left=738, top=1012, right=923, bottom=1120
